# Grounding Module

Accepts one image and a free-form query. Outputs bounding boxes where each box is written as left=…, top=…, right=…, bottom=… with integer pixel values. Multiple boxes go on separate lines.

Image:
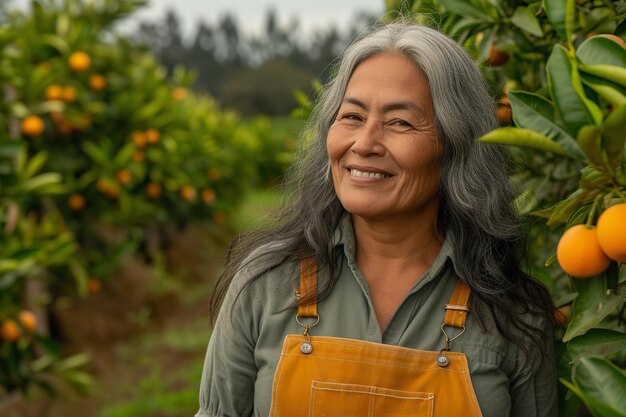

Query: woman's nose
left=350, top=120, right=385, bottom=156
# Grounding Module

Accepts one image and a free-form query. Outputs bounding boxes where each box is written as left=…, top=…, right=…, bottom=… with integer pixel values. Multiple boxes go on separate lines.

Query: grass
left=233, top=187, right=285, bottom=233
left=97, top=186, right=285, bottom=417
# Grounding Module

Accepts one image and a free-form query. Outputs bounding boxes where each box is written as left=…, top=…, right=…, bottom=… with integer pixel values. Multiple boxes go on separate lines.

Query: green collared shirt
left=196, top=215, right=557, bottom=417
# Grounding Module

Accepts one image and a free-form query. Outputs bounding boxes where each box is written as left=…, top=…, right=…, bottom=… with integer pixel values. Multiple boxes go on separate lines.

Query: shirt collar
left=332, top=213, right=459, bottom=281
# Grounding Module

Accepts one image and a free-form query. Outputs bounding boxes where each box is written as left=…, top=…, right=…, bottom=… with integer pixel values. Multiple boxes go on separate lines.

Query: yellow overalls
left=268, top=258, right=484, bottom=417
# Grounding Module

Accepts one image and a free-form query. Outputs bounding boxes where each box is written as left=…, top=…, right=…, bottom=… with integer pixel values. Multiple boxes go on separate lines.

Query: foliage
left=0, top=0, right=291, bottom=400
left=384, top=1, right=626, bottom=416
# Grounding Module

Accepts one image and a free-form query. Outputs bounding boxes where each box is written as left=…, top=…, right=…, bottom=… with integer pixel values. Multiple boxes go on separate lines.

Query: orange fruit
left=145, top=128, right=160, bottom=144
left=45, top=84, right=64, bottom=100
left=180, top=185, right=196, bottom=201
left=597, top=203, right=626, bottom=262
left=88, top=74, right=107, bottom=91
left=96, top=179, right=119, bottom=198
left=116, top=169, right=132, bottom=185
left=208, top=168, right=221, bottom=181
left=132, top=151, right=145, bottom=163
left=88, top=277, right=102, bottom=294
left=146, top=182, right=162, bottom=199
left=21, top=115, right=45, bottom=136
left=496, top=104, right=512, bottom=123
left=213, top=211, right=227, bottom=225
left=132, top=131, right=147, bottom=148
left=172, top=87, right=187, bottom=101
left=19, top=310, right=37, bottom=333
left=554, top=305, right=572, bottom=328
left=201, top=188, right=216, bottom=204
left=68, top=193, right=86, bottom=211
left=1, top=319, right=21, bottom=342
left=485, top=45, right=509, bottom=66
left=62, top=86, right=78, bottom=103
left=557, top=224, right=611, bottom=278
left=69, top=51, right=91, bottom=72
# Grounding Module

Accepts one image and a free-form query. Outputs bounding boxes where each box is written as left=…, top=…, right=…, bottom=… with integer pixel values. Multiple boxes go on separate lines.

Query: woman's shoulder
left=229, top=248, right=301, bottom=301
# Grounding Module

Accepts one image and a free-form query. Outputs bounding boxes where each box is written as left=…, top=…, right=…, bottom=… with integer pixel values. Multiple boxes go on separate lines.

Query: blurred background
left=1, top=1, right=625, bottom=416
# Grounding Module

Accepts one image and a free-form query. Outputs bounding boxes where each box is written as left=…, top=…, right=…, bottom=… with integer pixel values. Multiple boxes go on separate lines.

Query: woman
left=196, top=22, right=557, bottom=417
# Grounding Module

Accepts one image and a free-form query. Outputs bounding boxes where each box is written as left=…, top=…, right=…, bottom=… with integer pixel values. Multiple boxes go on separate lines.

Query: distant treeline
left=132, top=9, right=376, bottom=115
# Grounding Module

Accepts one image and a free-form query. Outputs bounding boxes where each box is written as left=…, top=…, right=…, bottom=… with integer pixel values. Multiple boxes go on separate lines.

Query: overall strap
left=296, top=257, right=318, bottom=318
left=444, top=280, right=471, bottom=328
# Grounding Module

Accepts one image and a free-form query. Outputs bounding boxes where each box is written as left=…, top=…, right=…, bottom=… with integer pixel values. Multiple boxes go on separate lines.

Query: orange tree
left=384, top=1, right=625, bottom=416
left=0, top=0, right=284, bottom=399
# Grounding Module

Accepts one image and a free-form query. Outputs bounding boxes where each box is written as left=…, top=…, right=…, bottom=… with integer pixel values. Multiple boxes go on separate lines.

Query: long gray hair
left=210, top=22, right=554, bottom=362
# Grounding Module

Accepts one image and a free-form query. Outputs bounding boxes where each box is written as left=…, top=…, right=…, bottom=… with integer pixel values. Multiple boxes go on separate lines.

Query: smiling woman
left=196, top=21, right=557, bottom=417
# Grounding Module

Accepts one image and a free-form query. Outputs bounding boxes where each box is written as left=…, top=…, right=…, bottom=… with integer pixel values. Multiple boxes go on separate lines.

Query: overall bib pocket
left=308, top=381, right=434, bottom=417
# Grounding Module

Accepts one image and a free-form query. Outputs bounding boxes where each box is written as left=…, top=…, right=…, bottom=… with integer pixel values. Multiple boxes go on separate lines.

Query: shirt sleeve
left=195, top=273, right=258, bottom=417
left=509, top=318, right=558, bottom=417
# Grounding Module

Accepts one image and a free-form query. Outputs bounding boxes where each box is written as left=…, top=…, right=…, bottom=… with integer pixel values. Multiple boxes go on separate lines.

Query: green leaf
left=603, top=104, right=626, bottom=168
left=508, top=91, right=582, bottom=158
left=17, top=173, right=63, bottom=193
left=577, top=36, right=626, bottom=68
left=547, top=45, right=601, bottom=135
left=20, top=151, right=48, bottom=181
left=580, top=73, right=626, bottom=107
left=564, top=280, right=626, bottom=342
left=580, top=65, right=626, bottom=88
left=39, top=34, right=69, bottom=55
left=573, top=357, right=626, bottom=417
left=82, top=142, right=110, bottom=166
left=568, top=329, right=626, bottom=364
left=577, top=125, right=605, bottom=167
left=479, top=127, right=576, bottom=158
left=437, top=0, right=494, bottom=18
left=545, top=0, right=576, bottom=42
left=510, top=6, right=543, bottom=37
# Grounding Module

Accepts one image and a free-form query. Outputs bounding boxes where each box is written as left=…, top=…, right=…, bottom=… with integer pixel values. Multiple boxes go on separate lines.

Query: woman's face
left=327, top=53, right=444, bottom=221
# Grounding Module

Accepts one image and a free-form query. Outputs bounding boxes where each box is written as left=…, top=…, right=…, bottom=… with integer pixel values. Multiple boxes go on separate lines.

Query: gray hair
left=211, top=22, right=554, bottom=363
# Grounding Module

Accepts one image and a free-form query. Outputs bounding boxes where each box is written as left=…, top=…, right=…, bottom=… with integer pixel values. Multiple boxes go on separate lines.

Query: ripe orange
left=96, top=179, right=119, bottom=198
left=554, top=305, right=572, bottom=328
left=145, top=128, right=160, bottom=144
left=21, top=115, right=45, bottom=136
left=146, top=182, right=162, bottom=199
left=485, top=45, right=510, bottom=66
left=88, top=74, right=107, bottom=91
left=132, top=151, right=145, bottom=163
left=68, top=193, right=86, bottom=211
left=597, top=203, right=626, bottom=262
left=19, top=310, right=37, bottom=333
left=172, top=87, right=188, bottom=101
left=45, top=84, right=64, bottom=100
left=62, top=86, right=78, bottom=103
left=201, top=188, right=216, bottom=204
left=496, top=104, right=512, bottom=123
left=88, top=277, right=102, bottom=294
left=213, top=211, right=227, bottom=225
left=1, top=319, right=21, bottom=342
left=116, top=169, right=132, bottom=185
left=132, top=131, right=147, bottom=148
left=69, top=51, right=91, bottom=72
left=180, top=185, right=196, bottom=201
left=557, top=224, right=611, bottom=278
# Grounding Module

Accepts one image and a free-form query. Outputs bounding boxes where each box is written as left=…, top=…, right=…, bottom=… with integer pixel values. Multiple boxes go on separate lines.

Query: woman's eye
left=342, top=113, right=362, bottom=121
left=391, top=119, right=412, bottom=127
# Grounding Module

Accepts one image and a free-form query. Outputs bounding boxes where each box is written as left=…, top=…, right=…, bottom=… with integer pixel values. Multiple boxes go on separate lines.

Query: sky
left=10, top=0, right=384, bottom=39
left=128, top=0, right=384, bottom=38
